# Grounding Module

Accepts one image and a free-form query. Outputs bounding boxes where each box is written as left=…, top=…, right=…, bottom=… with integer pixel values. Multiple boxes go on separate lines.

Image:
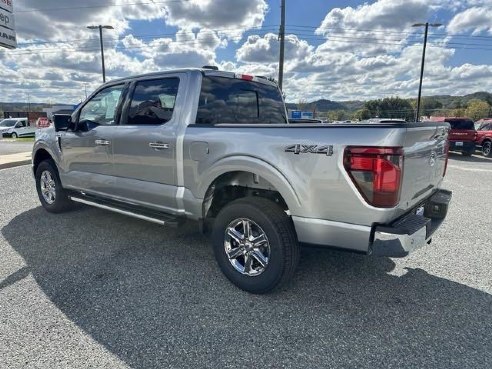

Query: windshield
left=446, top=119, right=474, bottom=130
left=0, top=119, right=16, bottom=127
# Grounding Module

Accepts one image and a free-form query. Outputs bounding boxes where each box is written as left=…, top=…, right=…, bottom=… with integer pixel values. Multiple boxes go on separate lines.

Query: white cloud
left=162, top=0, right=268, bottom=39
left=236, top=33, right=313, bottom=64
left=447, top=7, right=492, bottom=35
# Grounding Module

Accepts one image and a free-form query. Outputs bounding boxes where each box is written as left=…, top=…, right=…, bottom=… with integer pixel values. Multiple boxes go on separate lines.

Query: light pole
left=278, top=0, right=286, bottom=90
left=87, top=25, right=114, bottom=83
left=412, top=22, right=442, bottom=121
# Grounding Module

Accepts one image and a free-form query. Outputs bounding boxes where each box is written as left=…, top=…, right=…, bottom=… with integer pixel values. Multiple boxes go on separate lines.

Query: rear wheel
left=212, top=197, right=299, bottom=294
left=35, top=160, right=74, bottom=213
left=482, top=141, right=492, bottom=157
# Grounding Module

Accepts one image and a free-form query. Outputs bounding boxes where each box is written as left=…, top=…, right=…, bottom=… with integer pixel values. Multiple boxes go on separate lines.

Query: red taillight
left=343, top=146, right=403, bottom=208
left=443, top=140, right=449, bottom=177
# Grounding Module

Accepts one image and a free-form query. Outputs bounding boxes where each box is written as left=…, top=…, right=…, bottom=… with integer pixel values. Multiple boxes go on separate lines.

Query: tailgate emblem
left=429, top=151, right=437, bottom=166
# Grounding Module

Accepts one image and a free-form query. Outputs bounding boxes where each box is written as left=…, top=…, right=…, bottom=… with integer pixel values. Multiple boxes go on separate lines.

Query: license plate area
left=455, top=141, right=463, bottom=147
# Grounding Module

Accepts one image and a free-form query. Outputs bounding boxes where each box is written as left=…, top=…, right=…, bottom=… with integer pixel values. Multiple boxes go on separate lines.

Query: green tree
left=353, top=108, right=371, bottom=121
left=465, top=99, right=490, bottom=120
left=364, top=97, right=414, bottom=120
left=328, top=110, right=349, bottom=121
left=450, top=108, right=466, bottom=117
left=421, top=97, right=443, bottom=117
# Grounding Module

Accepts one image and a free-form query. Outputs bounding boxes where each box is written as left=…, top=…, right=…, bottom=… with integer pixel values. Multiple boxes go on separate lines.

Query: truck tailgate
left=398, top=123, right=449, bottom=215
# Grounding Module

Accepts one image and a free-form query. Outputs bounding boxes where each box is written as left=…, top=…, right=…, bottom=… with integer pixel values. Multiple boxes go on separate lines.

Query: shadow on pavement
left=2, top=206, right=491, bottom=368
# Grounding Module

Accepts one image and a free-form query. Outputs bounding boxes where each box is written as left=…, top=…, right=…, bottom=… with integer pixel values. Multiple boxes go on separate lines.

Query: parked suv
left=439, top=118, right=476, bottom=156
left=476, top=121, right=492, bottom=157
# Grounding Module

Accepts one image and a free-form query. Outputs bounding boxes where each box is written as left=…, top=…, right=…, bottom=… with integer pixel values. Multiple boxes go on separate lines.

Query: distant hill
left=285, top=91, right=492, bottom=113
left=0, top=103, right=52, bottom=113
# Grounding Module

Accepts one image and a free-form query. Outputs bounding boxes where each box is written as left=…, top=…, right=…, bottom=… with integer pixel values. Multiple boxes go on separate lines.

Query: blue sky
left=1, top=0, right=491, bottom=103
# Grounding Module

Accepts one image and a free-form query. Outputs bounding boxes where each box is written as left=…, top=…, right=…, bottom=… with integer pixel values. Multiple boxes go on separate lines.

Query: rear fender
left=198, top=155, right=302, bottom=215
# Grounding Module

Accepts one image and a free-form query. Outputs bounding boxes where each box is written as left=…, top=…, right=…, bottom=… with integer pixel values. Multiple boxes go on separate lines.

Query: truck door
left=110, top=74, right=185, bottom=212
left=59, top=83, right=126, bottom=194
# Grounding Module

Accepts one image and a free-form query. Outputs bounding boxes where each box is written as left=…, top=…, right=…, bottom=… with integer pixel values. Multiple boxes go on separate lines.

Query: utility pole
left=278, top=0, right=286, bottom=90
left=412, top=22, right=442, bottom=121
left=87, top=25, right=114, bottom=83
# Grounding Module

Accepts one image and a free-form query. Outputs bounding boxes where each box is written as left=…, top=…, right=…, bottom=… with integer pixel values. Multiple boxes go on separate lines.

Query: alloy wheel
left=40, top=170, right=56, bottom=204
left=224, top=218, right=270, bottom=276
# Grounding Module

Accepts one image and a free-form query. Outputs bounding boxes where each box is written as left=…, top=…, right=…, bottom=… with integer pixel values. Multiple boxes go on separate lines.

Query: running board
left=69, top=196, right=181, bottom=226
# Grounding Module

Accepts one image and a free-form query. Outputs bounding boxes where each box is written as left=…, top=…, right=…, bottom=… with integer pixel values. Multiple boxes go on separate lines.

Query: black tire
left=11, top=132, right=17, bottom=138
left=212, top=197, right=299, bottom=294
left=482, top=141, right=492, bottom=157
left=462, top=148, right=474, bottom=156
left=35, top=160, right=74, bottom=213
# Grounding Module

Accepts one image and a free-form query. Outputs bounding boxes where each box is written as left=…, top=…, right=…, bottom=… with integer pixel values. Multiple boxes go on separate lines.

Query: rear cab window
left=445, top=119, right=475, bottom=130
left=196, top=76, right=287, bottom=124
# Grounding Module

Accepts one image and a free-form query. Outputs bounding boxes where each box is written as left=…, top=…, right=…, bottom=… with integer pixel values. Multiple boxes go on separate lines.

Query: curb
left=0, top=160, right=32, bottom=170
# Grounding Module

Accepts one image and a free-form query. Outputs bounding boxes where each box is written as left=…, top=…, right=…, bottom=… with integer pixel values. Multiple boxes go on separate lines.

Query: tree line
left=308, top=97, right=492, bottom=122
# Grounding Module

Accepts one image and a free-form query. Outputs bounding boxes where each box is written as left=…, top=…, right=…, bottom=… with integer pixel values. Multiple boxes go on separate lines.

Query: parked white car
left=1, top=118, right=36, bottom=138
left=0, top=118, right=19, bottom=135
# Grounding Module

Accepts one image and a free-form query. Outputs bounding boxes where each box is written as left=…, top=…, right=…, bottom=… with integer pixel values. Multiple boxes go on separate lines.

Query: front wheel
left=212, top=197, right=299, bottom=294
left=35, top=160, right=75, bottom=213
left=11, top=132, right=17, bottom=138
left=482, top=141, right=492, bottom=157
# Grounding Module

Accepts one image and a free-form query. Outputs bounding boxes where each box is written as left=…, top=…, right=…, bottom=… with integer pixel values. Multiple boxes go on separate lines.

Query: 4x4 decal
left=285, top=144, right=334, bottom=156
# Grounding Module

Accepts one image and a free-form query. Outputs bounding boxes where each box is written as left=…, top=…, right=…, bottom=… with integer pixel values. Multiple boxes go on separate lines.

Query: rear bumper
left=371, top=189, right=452, bottom=257
left=449, top=140, right=474, bottom=152
left=292, top=189, right=452, bottom=257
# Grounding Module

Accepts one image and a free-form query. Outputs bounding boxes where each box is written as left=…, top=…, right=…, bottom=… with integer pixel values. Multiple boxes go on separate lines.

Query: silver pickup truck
left=32, top=68, right=452, bottom=293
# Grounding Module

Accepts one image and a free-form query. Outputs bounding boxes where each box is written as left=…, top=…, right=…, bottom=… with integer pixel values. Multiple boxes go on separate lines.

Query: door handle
left=95, top=139, right=111, bottom=146
left=149, top=142, right=169, bottom=150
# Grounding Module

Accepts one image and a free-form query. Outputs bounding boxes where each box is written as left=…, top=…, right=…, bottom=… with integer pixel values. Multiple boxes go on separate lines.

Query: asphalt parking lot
left=0, top=154, right=491, bottom=369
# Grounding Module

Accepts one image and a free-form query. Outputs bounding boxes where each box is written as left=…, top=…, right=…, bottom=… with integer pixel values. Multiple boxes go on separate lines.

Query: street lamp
left=412, top=22, right=442, bottom=121
left=87, top=25, right=114, bottom=83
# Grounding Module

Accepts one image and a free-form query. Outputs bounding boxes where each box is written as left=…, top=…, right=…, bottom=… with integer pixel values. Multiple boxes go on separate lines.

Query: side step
left=69, top=195, right=182, bottom=227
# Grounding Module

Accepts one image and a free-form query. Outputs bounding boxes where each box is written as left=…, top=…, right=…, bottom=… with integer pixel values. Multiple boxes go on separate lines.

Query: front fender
left=32, top=130, right=61, bottom=173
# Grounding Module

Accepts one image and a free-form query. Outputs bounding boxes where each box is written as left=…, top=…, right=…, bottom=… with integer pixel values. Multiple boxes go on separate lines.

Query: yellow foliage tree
left=465, top=99, right=490, bottom=121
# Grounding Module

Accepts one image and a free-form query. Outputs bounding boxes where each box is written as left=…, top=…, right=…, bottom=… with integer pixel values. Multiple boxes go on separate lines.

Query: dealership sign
left=0, top=0, right=16, bottom=49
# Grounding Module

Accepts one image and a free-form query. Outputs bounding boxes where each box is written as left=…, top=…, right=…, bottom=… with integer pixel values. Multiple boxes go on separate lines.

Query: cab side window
left=126, top=78, right=179, bottom=125
left=79, top=84, right=125, bottom=126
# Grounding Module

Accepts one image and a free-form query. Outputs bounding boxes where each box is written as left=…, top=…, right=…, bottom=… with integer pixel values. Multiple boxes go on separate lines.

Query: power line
left=5, top=35, right=492, bottom=57
left=14, top=25, right=280, bottom=48
left=287, top=24, right=492, bottom=40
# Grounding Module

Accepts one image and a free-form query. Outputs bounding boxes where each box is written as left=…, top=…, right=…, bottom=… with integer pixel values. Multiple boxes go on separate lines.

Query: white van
left=0, top=118, right=35, bottom=138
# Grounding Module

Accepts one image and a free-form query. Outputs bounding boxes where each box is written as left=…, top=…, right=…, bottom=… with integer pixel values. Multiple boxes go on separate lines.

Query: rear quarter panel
left=183, top=124, right=414, bottom=226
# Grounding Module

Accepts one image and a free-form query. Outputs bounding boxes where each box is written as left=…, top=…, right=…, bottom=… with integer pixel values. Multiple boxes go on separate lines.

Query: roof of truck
left=106, top=68, right=277, bottom=87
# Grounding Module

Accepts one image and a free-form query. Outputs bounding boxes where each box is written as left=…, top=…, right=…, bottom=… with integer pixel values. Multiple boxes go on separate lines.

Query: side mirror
left=53, top=114, right=72, bottom=132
